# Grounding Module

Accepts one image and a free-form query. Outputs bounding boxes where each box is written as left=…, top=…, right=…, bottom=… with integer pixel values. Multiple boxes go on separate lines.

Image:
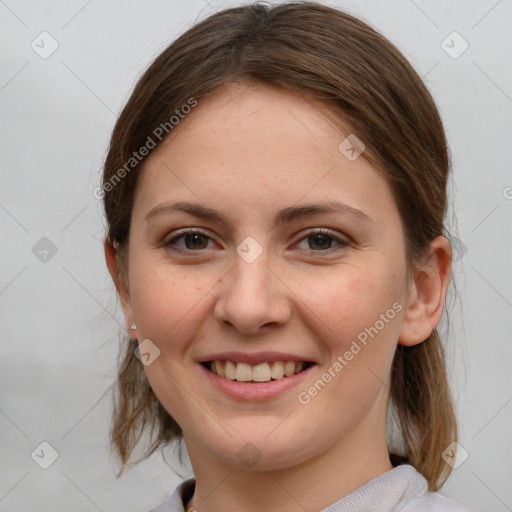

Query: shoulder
left=401, top=488, right=478, bottom=512
left=363, top=464, right=477, bottom=512
left=146, top=478, right=196, bottom=512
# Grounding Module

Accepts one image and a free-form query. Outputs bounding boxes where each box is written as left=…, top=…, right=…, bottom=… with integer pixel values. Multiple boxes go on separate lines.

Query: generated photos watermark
left=94, top=98, right=198, bottom=199
left=297, top=301, right=403, bottom=404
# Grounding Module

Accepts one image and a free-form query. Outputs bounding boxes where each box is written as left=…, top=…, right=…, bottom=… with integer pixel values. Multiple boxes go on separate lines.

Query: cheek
left=129, top=260, right=213, bottom=348
left=297, top=263, right=403, bottom=411
left=298, top=270, right=400, bottom=426
left=300, top=264, right=403, bottom=348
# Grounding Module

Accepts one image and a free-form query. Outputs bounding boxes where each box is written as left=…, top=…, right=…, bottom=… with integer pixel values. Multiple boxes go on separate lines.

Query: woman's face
left=122, top=83, right=419, bottom=471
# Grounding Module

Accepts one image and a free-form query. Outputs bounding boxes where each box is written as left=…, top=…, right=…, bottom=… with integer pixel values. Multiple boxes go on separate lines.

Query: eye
left=165, top=229, right=215, bottom=251
left=295, top=229, right=349, bottom=252
left=164, top=228, right=350, bottom=254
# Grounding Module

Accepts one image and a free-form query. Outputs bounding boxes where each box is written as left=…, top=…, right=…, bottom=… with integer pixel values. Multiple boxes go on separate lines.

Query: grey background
left=1, top=0, right=511, bottom=510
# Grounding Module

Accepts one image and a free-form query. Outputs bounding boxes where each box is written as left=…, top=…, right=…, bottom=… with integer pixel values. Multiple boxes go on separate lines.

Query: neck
left=184, top=408, right=392, bottom=512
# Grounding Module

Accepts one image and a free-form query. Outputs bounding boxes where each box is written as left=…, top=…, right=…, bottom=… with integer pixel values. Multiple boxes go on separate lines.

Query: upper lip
left=196, top=351, right=317, bottom=366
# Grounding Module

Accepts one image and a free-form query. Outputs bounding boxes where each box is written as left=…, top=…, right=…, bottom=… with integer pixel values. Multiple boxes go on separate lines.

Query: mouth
left=201, top=360, right=315, bottom=383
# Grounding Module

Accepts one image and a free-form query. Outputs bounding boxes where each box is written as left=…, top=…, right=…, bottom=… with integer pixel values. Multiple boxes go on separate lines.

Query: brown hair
left=102, top=1, right=457, bottom=490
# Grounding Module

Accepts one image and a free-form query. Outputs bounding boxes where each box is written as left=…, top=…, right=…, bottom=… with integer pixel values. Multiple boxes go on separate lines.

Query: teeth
left=252, top=362, right=271, bottom=382
left=284, top=361, right=295, bottom=377
left=235, top=362, right=252, bottom=382
left=270, top=361, right=284, bottom=379
left=209, top=360, right=308, bottom=382
left=225, top=360, right=236, bottom=380
left=214, top=360, right=225, bottom=378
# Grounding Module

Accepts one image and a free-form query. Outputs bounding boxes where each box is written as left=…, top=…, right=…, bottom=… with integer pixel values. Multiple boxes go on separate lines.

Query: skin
left=105, top=82, right=451, bottom=512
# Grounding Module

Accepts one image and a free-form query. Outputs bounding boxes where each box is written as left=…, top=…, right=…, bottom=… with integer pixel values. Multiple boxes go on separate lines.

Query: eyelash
left=164, top=228, right=350, bottom=255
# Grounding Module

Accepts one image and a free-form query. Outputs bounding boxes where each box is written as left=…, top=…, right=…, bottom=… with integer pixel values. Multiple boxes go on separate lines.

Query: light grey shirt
left=148, top=464, right=476, bottom=511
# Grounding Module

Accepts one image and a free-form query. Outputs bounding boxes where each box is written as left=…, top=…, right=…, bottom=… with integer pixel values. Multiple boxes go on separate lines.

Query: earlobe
left=398, top=236, right=452, bottom=347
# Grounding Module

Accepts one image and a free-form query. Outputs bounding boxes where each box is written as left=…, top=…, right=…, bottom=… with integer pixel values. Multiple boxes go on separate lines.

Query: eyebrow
left=144, top=200, right=372, bottom=229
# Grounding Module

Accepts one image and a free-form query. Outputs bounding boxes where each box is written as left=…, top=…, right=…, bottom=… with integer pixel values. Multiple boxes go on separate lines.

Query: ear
left=398, top=235, right=452, bottom=346
left=104, top=237, right=135, bottom=335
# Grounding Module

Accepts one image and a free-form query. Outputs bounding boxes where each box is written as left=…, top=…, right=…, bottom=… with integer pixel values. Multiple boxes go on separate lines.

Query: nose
left=214, top=248, right=291, bottom=335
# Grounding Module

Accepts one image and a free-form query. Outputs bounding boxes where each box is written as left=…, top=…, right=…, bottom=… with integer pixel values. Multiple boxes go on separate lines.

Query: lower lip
left=200, top=363, right=315, bottom=401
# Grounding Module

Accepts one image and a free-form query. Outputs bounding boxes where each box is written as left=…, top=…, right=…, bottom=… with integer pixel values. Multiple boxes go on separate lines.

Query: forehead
left=160, top=82, right=350, bottom=161
left=132, top=83, right=399, bottom=229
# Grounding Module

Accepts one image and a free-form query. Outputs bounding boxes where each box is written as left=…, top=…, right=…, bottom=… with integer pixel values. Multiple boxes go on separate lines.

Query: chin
left=203, top=431, right=314, bottom=472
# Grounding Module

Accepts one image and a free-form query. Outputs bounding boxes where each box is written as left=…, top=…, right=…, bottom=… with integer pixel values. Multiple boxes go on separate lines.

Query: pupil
left=310, top=234, right=330, bottom=250
left=186, top=234, right=207, bottom=249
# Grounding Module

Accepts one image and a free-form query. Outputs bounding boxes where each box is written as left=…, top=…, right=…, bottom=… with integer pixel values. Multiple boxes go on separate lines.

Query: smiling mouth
left=202, top=360, right=315, bottom=383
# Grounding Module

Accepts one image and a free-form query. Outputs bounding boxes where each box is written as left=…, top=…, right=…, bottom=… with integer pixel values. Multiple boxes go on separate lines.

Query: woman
left=101, top=2, right=476, bottom=510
